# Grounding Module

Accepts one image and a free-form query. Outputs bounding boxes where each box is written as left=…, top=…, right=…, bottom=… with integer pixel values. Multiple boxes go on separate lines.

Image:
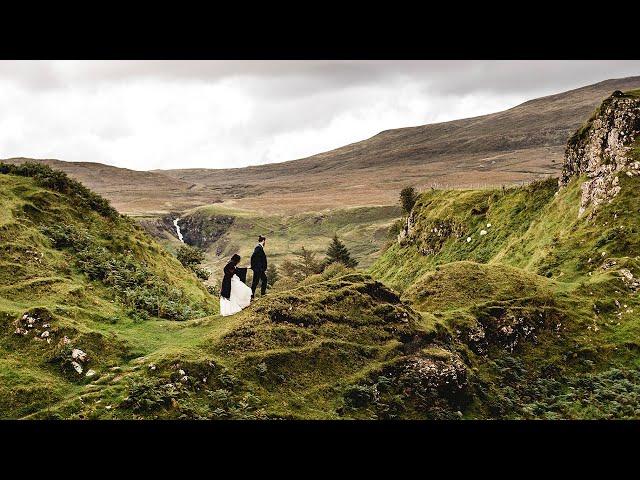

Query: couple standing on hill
left=219, top=235, right=268, bottom=317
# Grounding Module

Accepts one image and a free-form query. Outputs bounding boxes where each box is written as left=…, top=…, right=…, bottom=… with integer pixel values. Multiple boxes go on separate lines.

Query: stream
left=173, top=218, right=184, bottom=243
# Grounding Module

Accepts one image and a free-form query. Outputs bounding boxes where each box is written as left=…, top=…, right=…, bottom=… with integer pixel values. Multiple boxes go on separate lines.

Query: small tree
left=177, top=244, right=205, bottom=267
left=298, top=246, right=323, bottom=276
left=399, top=186, right=419, bottom=214
left=280, top=259, right=304, bottom=282
left=176, top=244, right=209, bottom=280
left=324, top=234, right=358, bottom=268
left=266, top=263, right=279, bottom=287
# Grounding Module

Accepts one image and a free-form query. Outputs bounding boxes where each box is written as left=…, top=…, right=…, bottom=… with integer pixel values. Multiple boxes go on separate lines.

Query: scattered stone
left=40, top=331, right=50, bottom=338
left=85, top=369, right=96, bottom=377
left=71, top=361, right=83, bottom=374
left=620, top=268, right=634, bottom=280
left=178, top=369, right=186, bottom=376
left=72, top=349, right=87, bottom=362
left=148, top=363, right=157, bottom=371
left=480, top=229, right=488, bottom=236
left=466, top=237, right=472, bottom=243
left=486, top=223, right=492, bottom=228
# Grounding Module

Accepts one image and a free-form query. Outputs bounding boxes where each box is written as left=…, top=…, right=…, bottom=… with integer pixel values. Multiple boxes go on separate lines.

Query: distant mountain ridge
left=5, top=76, right=640, bottom=214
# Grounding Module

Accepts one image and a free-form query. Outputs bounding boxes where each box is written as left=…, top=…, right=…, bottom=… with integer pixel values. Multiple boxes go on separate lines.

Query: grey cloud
left=3, top=60, right=639, bottom=98
left=2, top=60, right=640, bottom=171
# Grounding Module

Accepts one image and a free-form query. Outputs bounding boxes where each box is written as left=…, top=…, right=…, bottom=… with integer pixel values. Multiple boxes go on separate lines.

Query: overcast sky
left=1, top=60, right=639, bottom=171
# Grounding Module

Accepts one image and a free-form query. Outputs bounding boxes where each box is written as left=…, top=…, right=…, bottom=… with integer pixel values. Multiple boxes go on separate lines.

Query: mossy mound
left=0, top=165, right=216, bottom=418
left=368, top=93, right=640, bottom=418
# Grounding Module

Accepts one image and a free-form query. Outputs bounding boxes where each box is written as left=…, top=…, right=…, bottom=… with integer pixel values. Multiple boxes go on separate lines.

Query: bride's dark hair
left=231, top=254, right=241, bottom=265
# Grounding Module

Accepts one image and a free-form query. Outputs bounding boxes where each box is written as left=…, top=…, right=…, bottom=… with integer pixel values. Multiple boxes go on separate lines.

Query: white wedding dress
left=219, top=274, right=252, bottom=316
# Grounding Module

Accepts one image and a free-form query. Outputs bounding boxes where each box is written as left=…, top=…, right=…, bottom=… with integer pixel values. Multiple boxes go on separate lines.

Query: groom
left=250, top=235, right=268, bottom=299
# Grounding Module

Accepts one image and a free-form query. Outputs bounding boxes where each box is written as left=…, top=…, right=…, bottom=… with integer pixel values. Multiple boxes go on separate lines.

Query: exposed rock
left=72, top=349, right=87, bottom=362
left=71, top=361, right=83, bottom=374
left=560, top=92, right=640, bottom=216
left=136, top=215, right=180, bottom=240
left=13, top=312, right=48, bottom=337
left=398, top=210, right=417, bottom=244
left=399, top=216, right=465, bottom=254
left=401, top=352, right=468, bottom=392
left=179, top=214, right=235, bottom=249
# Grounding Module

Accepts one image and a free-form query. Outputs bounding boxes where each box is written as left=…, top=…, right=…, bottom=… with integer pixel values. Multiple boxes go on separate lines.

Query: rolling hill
left=4, top=76, right=640, bottom=215
left=1, top=88, right=639, bottom=419
left=155, top=76, right=640, bottom=212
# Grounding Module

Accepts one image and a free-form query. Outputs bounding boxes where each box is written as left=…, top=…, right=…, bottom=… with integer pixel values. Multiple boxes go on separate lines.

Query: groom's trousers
left=251, top=269, right=268, bottom=296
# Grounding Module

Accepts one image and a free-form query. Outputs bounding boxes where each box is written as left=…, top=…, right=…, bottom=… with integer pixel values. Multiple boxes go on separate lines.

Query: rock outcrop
left=179, top=213, right=234, bottom=249
left=560, top=90, right=640, bottom=216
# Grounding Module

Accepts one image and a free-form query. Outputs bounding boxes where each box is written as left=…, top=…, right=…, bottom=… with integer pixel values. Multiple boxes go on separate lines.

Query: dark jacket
left=220, top=263, right=247, bottom=299
left=220, top=262, right=236, bottom=300
left=250, top=244, right=267, bottom=271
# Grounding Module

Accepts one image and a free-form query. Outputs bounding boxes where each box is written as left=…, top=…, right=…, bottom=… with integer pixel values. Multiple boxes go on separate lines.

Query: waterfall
left=173, top=218, right=184, bottom=243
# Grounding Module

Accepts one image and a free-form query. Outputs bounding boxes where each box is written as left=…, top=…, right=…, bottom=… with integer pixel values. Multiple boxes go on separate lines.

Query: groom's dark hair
left=258, top=235, right=266, bottom=243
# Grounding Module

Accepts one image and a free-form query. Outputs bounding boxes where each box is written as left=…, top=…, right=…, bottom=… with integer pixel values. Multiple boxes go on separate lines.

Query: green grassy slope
left=3, top=89, right=640, bottom=419
left=369, top=170, right=640, bottom=418
left=0, top=164, right=218, bottom=418
left=0, top=164, right=470, bottom=420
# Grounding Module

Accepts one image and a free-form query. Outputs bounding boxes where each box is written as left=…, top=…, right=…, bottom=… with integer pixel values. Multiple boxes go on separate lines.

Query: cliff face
left=560, top=90, right=640, bottom=216
left=179, top=213, right=234, bottom=249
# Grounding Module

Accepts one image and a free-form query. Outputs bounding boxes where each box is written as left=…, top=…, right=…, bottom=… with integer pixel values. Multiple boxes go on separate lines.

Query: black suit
left=250, top=243, right=268, bottom=296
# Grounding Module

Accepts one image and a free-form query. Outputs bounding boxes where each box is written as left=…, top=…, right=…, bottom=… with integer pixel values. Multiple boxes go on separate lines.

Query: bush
left=266, top=263, right=279, bottom=287
left=0, top=161, right=118, bottom=218
left=399, top=186, right=419, bottom=214
left=42, top=223, right=206, bottom=320
left=176, top=244, right=210, bottom=281
left=176, top=244, right=206, bottom=267
left=388, top=218, right=404, bottom=238
left=343, top=384, right=377, bottom=408
left=278, top=246, right=325, bottom=283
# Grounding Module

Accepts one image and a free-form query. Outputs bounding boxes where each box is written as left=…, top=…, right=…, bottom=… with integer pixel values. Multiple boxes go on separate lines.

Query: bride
left=219, top=254, right=253, bottom=316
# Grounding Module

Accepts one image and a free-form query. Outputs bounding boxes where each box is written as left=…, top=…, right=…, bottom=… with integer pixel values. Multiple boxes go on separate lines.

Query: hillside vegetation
left=2, top=89, right=640, bottom=420
left=0, top=163, right=216, bottom=418
left=369, top=89, right=640, bottom=418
